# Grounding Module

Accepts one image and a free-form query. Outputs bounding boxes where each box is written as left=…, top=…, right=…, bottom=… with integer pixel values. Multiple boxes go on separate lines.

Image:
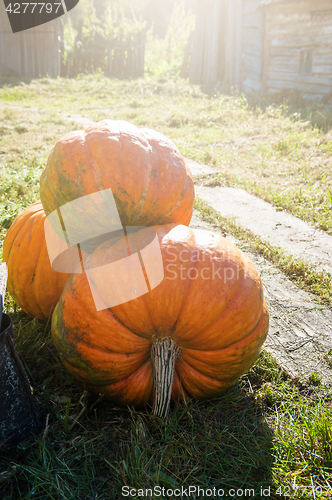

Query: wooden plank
left=268, top=82, right=330, bottom=96
left=243, top=76, right=262, bottom=91
left=225, top=0, right=234, bottom=84
left=243, top=53, right=262, bottom=72
left=242, top=10, right=264, bottom=29
left=243, top=0, right=265, bottom=15
left=241, top=0, right=263, bottom=91
left=313, top=64, right=332, bottom=72
left=268, top=70, right=332, bottom=85
left=265, top=0, right=332, bottom=13
left=269, top=37, right=313, bottom=49
left=269, top=47, right=301, bottom=57
left=267, top=77, right=332, bottom=91
left=234, top=0, right=244, bottom=88
left=189, top=0, right=208, bottom=83
left=269, top=62, right=299, bottom=72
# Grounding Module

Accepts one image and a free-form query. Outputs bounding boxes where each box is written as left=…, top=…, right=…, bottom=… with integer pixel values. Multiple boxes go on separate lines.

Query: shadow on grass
left=0, top=74, right=33, bottom=88
left=246, top=88, right=332, bottom=133
left=0, top=313, right=275, bottom=500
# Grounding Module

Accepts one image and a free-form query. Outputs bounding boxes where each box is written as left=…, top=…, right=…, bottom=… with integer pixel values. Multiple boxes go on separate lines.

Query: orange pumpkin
left=40, top=120, right=195, bottom=252
left=3, top=201, right=78, bottom=322
left=52, top=225, right=269, bottom=417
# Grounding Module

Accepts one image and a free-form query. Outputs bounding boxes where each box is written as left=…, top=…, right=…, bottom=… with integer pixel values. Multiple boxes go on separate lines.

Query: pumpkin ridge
left=4, top=218, right=24, bottom=262
left=179, top=308, right=268, bottom=383
left=155, top=168, right=190, bottom=225
left=27, top=214, right=54, bottom=320
left=176, top=357, right=222, bottom=385
left=84, top=129, right=106, bottom=193
left=175, top=358, right=233, bottom=399
left=72, top=345, right=151, bottom=384
left=31, top=238, right=54, bottom=319
left=44, top=167, right=61, bottom=212
left=130, top=146, right=152, bottom=225
left=89, top=360, right=153, bottom=407
left=109, top=308, right=152, bottom=341
left=174, top=267, right=245, bottom=345
left=172, top=242, right=201, bottom=334
left=3, top=202, right=43, bottom=262
left=15, top=216, right=45, bottom=319
left=181, top=309, right=266, bottom=356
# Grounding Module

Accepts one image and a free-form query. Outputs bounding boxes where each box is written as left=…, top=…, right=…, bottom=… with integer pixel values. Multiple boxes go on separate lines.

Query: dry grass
left=1, top=74, right=332, bottom=499
left=1, top=75, right=332, bottom=238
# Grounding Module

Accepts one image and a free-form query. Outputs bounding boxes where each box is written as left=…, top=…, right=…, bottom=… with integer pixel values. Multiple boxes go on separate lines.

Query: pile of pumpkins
left=3, top=120, right=268, bottom=418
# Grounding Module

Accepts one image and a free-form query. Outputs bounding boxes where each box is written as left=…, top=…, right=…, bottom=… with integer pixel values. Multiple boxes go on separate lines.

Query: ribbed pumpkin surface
left=40, top=120, right=195, bottom=236
left=3, top=201, right=72, bottom=321
left=52, top=225, right=269, bottom=408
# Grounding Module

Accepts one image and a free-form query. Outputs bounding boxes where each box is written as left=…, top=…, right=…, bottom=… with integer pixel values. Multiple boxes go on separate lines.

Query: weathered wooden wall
left=189, top=0, right=228, bottom=86
left=262, top=0, right=332, bottom=97
left=190, top=0, right=264, bottom=89
left=0, top=2, right=63, bottom=78
left=241, top=0, right=264, bottom=91
left=225, top=0, right=244, bottom=88
left=108, top=31, right=146, bottom=78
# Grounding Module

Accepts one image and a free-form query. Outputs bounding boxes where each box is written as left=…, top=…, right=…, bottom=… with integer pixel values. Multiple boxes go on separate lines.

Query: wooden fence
left=0, top=2, right=63, bottom=78
left=108, top=32, right=146, bottom=77
left=66, top=30, right=146, bottom=78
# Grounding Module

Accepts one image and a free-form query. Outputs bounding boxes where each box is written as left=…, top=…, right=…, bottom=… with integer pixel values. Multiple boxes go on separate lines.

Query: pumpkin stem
left=151, top=337, right=181, bottom=419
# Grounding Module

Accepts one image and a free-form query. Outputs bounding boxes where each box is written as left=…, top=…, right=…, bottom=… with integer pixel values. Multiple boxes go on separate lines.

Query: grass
left=1, top=74, right=332, bottom=498
left=0, top=311, right=331, bottom=499
left=1, top=75, right=332, bottom=240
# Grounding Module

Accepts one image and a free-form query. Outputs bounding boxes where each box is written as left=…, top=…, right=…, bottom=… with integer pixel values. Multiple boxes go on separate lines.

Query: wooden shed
left=188, top=0, right=229, bottom=87
left=189, top=0, right=332, bottom=98
left=240, top=0, right=264, bottom=92
left=188, top=0, right=262, bottom=88
left=260, top=0, right=332, bottom=98
left=0, top=2, right=63, bottom=78
left=188, top=0, right=265, bottom=89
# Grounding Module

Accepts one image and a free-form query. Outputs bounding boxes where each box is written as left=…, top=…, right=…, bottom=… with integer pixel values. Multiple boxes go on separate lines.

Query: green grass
left=1, top=74, right=332, bottom=499
left=1, top=75, right=332, bottom=238
left=0, top=311, right=331, bottom=499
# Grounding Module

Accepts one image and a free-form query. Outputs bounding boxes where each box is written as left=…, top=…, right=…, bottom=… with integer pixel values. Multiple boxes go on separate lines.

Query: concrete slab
left=194, top=183, right=332, bottom=275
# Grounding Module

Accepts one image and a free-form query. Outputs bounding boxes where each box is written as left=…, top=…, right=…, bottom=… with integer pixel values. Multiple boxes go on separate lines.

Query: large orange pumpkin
left=3, top=201, right=77, bottom=322
left=52, top=225, right=269, bottom=417
left=40, top=120, right=195, bottom=252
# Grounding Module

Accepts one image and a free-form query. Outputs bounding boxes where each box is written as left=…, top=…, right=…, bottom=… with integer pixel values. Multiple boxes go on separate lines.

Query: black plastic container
left=0, top=311, right=41, bottom=447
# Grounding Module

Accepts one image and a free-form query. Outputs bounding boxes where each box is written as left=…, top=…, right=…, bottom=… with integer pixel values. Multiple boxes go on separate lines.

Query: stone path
left=187, top=159, right=332, bottom=275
